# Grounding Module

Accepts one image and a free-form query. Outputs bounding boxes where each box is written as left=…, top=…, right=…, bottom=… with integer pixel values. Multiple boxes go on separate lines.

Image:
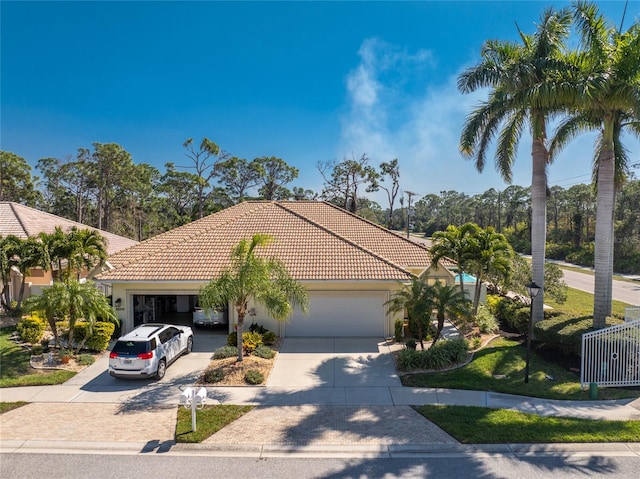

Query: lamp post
left=524, top=281, right=541, bottom=384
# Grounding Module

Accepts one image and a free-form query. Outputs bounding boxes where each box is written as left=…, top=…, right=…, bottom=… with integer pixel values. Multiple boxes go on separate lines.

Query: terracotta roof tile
left=0, top=202, right=138, bottom=255
left=96, top=201, right=454, bottom=282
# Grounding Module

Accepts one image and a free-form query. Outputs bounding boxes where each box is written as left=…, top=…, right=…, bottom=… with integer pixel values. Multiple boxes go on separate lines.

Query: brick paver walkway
left=0, top=403, right=177, bottom=443
left=202, top=405, right=458, bottom=445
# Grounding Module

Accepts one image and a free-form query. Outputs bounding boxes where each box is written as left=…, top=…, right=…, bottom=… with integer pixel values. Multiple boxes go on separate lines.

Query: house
left=94, top=201, right=457, bottom=337
left=0, top=201, right=138, bottom=301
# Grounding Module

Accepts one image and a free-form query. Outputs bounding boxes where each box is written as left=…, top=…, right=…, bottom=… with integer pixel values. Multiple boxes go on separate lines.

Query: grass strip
left=0, top=401, right=28, bottom=414
left=546, top=287, right=631, bottom=317
left=401, top=338, right=640, bottom=400
left=0, top=327, right=77, bottom=387
left=175, top=404, right=253, bottom=443
left=415, top=405, right=640, bottom=443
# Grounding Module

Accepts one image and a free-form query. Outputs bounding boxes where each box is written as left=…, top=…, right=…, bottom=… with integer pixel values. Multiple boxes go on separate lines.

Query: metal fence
left=581, top=319, right=640, bottom=388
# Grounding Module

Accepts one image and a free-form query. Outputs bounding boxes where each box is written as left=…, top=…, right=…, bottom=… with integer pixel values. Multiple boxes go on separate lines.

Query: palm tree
left=430, top=222, right=481, bottom=294
left=14, top=236, right=50, bottom=307
left=24, top=279, right=117, bottom=351
left=458, top=7, right=572, bottom=326
left=429, top=281, right=471, bottom=346
left=199, top=234, right=308, bottom=361
left=0, top=235, right=22, bottom=311
left=385, top=277, right=434, bottom=350
left=550, top=1, right=640, bottom=327
left=467, top=227, right=513, bottom=315
left=66, top=227, right=108, bottom=280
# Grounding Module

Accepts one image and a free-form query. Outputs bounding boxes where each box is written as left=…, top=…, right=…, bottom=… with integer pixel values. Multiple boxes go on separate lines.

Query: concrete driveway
left=267, top=337, right=400, bottom=389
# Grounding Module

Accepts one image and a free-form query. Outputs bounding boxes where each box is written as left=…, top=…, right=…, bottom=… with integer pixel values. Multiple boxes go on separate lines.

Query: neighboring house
left=0, top=201, right=138, bottom=302
left=95, top=201, right=457, bottom=337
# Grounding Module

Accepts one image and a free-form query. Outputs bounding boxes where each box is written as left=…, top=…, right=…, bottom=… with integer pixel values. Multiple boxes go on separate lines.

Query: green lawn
left=402, top=338, right=640, bottom=400
left=175, top=405, right=253, bottom=443
left=0, top=401, right=28, bottom=414
left=0, top=326, right=76, bottom=388
left=415, top=405, right=640, bottom=443
left=546, top=287, right=631, bottom=317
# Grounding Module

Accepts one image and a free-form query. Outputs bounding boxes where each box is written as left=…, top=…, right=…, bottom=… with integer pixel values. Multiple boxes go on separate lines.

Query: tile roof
left=96, top=201, right=453, bottom=282
left=0, top=202, right=138, bottom=255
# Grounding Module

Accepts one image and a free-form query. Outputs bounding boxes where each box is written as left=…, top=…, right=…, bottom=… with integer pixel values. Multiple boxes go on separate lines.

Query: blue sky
left=2, top=1, right=638, bottom=205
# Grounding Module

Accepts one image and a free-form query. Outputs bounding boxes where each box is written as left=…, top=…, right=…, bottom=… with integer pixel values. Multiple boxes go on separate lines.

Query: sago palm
left=458, top=7, right=572, bottom=326
left=199, top=234, right=308, bottom=361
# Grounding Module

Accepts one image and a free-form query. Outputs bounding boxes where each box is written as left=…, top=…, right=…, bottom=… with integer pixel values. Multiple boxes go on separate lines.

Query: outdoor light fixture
left=114, top=298, right=122, bottom=308
left=524, top=281, right=541, bottom=384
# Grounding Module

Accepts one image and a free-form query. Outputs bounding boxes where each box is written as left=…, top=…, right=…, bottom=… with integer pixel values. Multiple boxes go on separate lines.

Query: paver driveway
left=266, top=337, right=401, bottom=389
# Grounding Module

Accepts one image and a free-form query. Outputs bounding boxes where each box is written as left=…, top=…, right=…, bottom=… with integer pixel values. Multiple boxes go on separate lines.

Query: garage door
left=284, top=291, right=387, bottom=337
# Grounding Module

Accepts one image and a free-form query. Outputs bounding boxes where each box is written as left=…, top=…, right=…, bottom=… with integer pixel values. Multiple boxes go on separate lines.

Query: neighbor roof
left=95, top=201, right=452, bottom=282
left=0, top=202, right=138, bottom=255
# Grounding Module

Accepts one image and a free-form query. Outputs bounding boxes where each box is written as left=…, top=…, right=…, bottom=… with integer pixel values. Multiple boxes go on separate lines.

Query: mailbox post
left=180, top=387, right=207, bottom=432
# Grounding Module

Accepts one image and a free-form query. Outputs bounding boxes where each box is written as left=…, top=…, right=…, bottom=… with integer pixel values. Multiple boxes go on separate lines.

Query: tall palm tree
left=429, top=281, right=471, bottom=347
left=385, top=277, right=434, bottom=350
left=199, top=234, right=308, bottom=361
left=550, top=1, right=640, bottom=327
left=430, top=222, right=481, bottom=294
left=458, top=8, right=572, bottom=326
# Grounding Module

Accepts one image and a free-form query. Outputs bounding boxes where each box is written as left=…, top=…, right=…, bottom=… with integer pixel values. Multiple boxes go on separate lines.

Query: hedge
left=534, top=311, right=623, bottom=357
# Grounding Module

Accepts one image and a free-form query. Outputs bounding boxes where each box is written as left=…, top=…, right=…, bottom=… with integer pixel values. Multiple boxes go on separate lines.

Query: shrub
left=262, top=331, right=277, bottom=345
left=507, top=306, right=532, bottom=334
left=242, top=331, right=263, bottom=355
left=31, top=344, right=44, bottom=355
left=227, top=332, right=237, bottom=347
left=69, top=321, right=115, bottom=351
left=249, top=322, right=268, bottom=335
left=77, top=353, right=95, bottom=366
left=394, top=319, right=404, bottom=342
left=396, top=338, right=469, bottom=372
left=84, top=321, right=115, bottom=351
left=213, top=345, right=238, bottom=359
left=244, top=369, right=264, bottom=385
left=474, top=305, right=499, bottom=334
left=253, top=344, right=275, bottom=359
left=203, top=367, right=225, bottom=383
left=17, top=314, right=47, bottom=344
left=469, top=337, right=482, bottom=350
left=405, top=339, right=417, bottom=350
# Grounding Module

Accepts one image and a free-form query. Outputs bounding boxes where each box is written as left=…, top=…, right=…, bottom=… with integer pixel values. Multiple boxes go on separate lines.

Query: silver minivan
left=109, top=323, right=194, bottom=379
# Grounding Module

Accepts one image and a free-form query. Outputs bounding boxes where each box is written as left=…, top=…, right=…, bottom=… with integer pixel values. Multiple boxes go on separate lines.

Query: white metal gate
left=581, top=319, right=640, bottom=388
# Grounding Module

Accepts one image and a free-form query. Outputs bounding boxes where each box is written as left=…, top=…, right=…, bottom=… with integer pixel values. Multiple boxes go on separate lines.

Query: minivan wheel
left=156, top=359, right=167, bottom=379
left=186, top=336, right=193, bottom=354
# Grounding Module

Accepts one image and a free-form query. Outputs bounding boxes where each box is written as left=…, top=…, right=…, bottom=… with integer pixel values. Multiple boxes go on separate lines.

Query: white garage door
left=285, top=291, right=387, bottom=337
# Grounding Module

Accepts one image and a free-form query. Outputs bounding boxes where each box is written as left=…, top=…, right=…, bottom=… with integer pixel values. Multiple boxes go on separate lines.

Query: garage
left=284, top=291, right=387, bottom=337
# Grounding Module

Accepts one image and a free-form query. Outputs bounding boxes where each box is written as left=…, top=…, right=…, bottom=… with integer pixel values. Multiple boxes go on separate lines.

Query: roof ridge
left=319, top=200, right=434, bottom=253
left=111, top=201, right=274, bottom=269
left=9, top=202, right=29, bottom=237
left=275, top=201, right=415, bottom=278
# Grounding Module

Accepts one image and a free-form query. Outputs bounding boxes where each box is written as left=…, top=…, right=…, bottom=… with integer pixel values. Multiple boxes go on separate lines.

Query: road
left=560, top=268, right=640, bottom=307
left=3, top=451, right=640, bottom=478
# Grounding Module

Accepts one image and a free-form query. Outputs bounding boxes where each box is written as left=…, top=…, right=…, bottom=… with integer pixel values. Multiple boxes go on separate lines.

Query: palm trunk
left=236, top=310, right=245, bottom=362
left=530, top=137, right=548, bottom=327
left=472, top=277, right=482, bottom=315
left=593, top=137, right=615, bottom=328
